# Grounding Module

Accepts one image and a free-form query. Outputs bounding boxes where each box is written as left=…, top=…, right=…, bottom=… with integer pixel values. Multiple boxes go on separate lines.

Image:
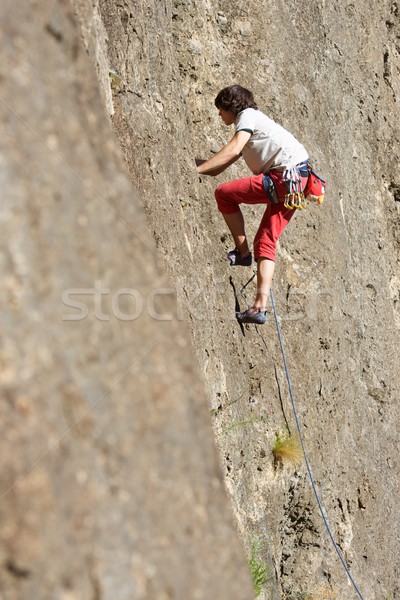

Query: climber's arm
left=195, top=155, right=239, bottom=176
left=195, top=130, right=251, bottom=177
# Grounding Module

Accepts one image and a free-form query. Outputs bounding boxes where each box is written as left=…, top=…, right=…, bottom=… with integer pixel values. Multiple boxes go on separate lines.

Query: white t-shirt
left=235, top=108, right=308, bottom=174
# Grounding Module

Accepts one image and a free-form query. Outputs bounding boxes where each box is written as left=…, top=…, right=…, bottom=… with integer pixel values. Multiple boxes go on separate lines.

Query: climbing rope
left=270, top=289, right=365, bottom=600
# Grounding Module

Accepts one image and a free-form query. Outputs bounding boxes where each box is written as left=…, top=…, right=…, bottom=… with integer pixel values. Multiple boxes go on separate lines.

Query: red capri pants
left=215, top=173, right=295, bottom=262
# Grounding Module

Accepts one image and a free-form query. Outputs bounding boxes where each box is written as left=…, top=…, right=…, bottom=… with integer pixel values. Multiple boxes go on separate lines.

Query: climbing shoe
left=227, top=248, right=252, bottom=266
left=236, top=307, right=267, bottom=325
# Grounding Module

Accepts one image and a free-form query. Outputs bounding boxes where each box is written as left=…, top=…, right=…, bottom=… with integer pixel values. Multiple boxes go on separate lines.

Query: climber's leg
left=254, top=258, right=275, bottom=310
left=215, top=174, right=268, bottom=264
left=237, top=202, right=296, bottom=325
left=222, top=210, right=250, bottom=259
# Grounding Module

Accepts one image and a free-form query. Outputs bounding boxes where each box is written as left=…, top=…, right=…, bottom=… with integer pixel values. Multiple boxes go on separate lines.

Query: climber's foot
left=227, top=248, right=252, bottom=267
left=236, top=307, right=267, bottom=325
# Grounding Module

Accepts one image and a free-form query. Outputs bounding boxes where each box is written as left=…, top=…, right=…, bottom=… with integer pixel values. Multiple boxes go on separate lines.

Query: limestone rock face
left=2, top=0, right=400, bottom=598
left=0, top=2, right=254, bottom=599
left=77, top=0, right=399, bottom=598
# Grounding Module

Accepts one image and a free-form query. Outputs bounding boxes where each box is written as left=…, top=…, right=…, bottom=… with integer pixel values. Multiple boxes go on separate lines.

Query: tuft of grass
left=248, top=540, right=270, bottom=597
left=287, top=585, right=337, bottom=599
left=272, top=431, right=303, bottom=466
left=312, top=587, right=337, bottom=600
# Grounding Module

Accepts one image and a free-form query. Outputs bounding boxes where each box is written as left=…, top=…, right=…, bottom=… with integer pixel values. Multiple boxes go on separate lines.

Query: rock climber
left=196, top=84, right=310, bottom=325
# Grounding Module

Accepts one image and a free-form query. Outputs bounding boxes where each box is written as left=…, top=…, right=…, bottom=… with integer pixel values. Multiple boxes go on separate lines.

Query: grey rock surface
left=0, top=1, right=254, bottom=599
left=86, top=0, right=400, bottom=598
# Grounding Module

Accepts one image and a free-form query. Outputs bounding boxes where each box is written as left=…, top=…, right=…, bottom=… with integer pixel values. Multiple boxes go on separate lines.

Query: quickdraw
left=283, top=166, right=307, bottom=210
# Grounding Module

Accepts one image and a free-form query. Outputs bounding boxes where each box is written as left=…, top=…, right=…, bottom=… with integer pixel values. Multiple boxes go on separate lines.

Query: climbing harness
left=263, top=161, right=327, bottom=210
left=270, top=289, right=365, bottom=600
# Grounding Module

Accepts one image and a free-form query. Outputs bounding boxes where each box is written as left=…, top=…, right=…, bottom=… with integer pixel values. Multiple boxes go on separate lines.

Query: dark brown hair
left=214, top=84, right=258, bottom=116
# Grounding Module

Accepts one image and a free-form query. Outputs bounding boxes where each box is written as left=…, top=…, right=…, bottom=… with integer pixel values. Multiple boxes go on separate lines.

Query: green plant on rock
left=218, top=415, right=266, bottom=436
left=248, top=540, right=270, bottom=597
left=272, top=430, right=302, bottom=466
